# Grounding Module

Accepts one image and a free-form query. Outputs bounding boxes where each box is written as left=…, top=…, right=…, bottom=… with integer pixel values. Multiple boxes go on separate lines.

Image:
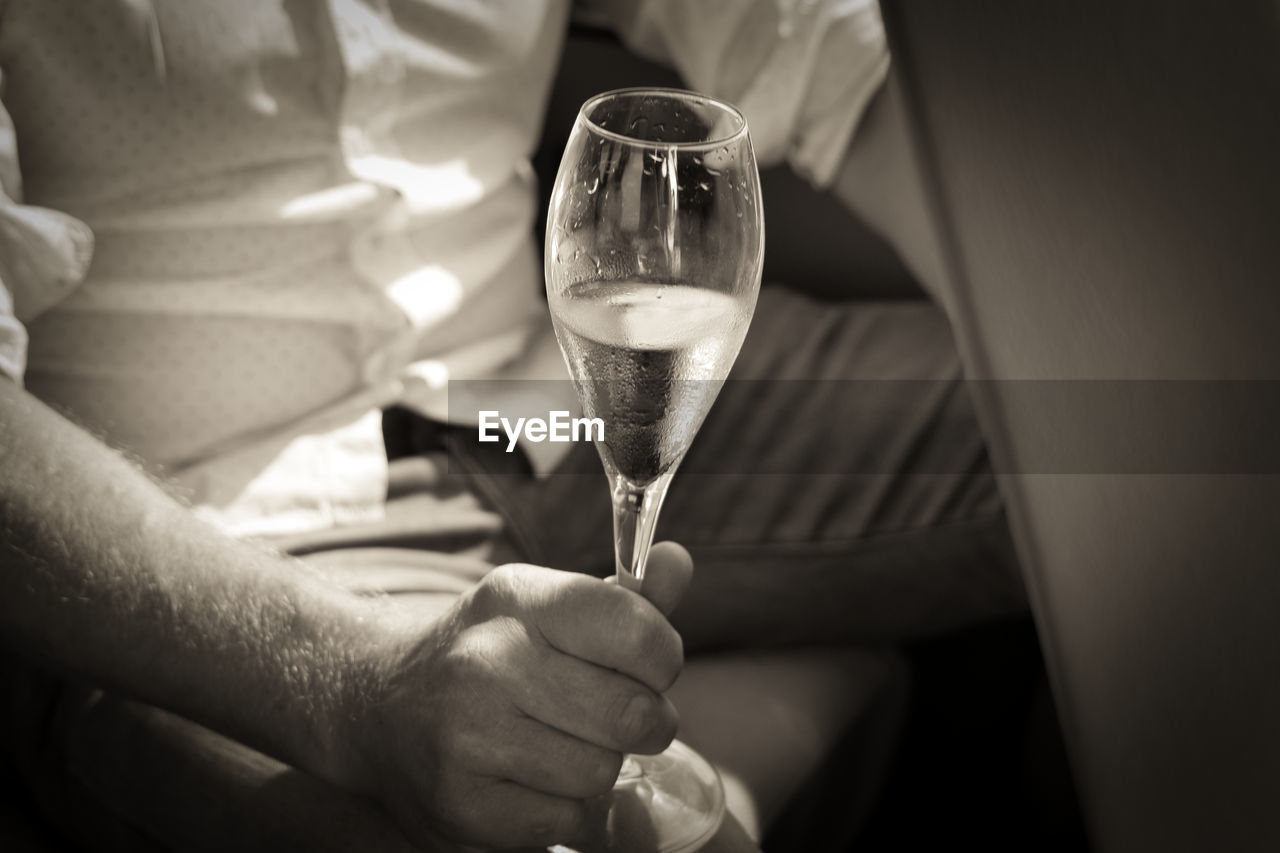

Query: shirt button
left=341, top=125, right=372, bottom=157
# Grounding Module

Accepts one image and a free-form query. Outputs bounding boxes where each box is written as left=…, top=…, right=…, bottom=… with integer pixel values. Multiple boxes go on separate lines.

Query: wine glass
left=545, top=89, right=763, bottom=851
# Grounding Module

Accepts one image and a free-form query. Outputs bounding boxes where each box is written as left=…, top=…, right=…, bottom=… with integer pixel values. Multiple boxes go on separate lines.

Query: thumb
left=607, top=541, right=693, bottom=617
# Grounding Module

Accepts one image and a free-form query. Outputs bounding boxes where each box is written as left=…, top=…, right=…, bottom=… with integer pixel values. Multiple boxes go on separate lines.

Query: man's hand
left=0, top=383, right=697, bottom=850
left=339, top=543, right=694, bottom=851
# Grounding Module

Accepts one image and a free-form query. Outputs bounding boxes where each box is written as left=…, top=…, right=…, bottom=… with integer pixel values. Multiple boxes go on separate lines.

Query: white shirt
left=0, top=0, right=887, bottom=536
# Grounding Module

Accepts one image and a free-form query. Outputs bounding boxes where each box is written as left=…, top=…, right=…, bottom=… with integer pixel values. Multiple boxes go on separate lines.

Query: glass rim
left=578, top=86, right=749, bottom=150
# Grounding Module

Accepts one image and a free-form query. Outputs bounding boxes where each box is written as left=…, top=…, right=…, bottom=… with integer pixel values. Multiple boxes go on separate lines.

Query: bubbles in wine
left=549, top=282, right=751, bottom=485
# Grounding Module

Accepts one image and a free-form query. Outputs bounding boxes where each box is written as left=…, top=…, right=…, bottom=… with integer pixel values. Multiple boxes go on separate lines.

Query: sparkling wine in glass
left=545, top=88, right=763, bottom=852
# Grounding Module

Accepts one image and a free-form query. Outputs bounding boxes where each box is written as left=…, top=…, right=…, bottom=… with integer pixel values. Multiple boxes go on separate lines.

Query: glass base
left=552, top=739, right=725, bottom=853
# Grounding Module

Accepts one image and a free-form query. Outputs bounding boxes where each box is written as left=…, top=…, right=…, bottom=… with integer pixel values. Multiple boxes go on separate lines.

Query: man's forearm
left=0, top=378, right=384, bottom=785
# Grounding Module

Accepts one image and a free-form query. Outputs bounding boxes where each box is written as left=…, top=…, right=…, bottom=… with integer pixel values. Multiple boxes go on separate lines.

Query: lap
left=448, top=287, right=1024, bottom=645
left=465, top=288, right=1002, bottom=557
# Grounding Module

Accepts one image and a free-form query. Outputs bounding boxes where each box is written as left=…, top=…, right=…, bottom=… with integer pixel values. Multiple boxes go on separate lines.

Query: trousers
left=2, top=287, right=1024, bottom=851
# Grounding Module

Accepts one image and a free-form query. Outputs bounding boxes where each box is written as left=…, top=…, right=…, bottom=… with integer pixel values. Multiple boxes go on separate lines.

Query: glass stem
left=610, top=472, right=674, bottom=591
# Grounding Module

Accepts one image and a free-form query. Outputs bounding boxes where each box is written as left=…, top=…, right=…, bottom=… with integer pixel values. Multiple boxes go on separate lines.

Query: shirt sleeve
left=0, top=71, right=94, bottom=386
left=576, top=0, right=890, bottom=187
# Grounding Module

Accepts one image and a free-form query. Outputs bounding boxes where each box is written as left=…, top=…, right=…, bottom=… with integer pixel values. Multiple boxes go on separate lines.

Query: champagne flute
left=545, top=89, right=763, bottom=851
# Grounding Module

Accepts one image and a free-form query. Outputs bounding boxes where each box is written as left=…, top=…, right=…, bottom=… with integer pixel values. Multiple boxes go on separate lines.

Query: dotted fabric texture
left=0, top=0, right=887, bottom=534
